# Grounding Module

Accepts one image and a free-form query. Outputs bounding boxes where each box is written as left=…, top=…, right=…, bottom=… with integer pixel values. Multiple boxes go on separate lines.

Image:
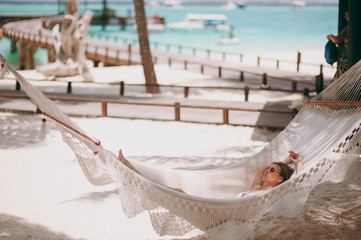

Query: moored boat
left=167, top=14, right=232, bottom=32
left=236, top=1, right=247, bottom=8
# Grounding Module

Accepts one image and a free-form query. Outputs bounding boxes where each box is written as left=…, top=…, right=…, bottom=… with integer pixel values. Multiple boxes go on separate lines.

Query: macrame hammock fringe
left=1, top=54, right=361, bottom=239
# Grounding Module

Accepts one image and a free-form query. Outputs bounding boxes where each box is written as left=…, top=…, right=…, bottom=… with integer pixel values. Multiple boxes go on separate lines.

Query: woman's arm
left=327, top=26, right=348, bottom=44
left=287, top=150, right=304, bottom=174
left=250, top=165, right=267, bottom=190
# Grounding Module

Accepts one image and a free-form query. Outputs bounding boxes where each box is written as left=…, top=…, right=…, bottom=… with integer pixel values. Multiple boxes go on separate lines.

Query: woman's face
left=261, top=163, right=283, bottom=186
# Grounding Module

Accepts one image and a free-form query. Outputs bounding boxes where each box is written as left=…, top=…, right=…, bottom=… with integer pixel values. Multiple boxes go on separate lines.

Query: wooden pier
left=1, top=16, right=330, bottom=92
left=0, top=13, right=164, bottom=30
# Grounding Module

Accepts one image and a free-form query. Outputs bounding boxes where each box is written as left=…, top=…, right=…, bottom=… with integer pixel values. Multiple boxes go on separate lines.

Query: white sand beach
left=1, top=50, right=361, bottom=240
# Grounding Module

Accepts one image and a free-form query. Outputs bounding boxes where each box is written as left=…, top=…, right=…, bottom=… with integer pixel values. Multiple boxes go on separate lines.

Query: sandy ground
left=1, top=50, right=361, bottom=240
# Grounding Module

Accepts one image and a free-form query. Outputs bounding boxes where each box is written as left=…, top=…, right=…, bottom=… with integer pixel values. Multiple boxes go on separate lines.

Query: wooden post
left=120, top=81, right=124, bottom=96
left=244, top=86, right=249, bottom=102
left=262, top=73, right=267, bottom=85
left=218, top=66, right=222, bottom=78
left=48, top=47, right=56, bottom=62
left=257, top=56, right=260, bottom=66
left=201, top=65, right=204, bottom=74
left=348, top=0, right=361, bottom=67
left=174, top=102, right=180, bottom=121
left=240, top=71, right=244, bottom=82
left=19, top=41, right=27, bottom=70
left=304, top=88, right=310, bottom=98
left=104, top=47, right=109, bottom=65
left=184, top=60, right=187, bottom=70
left=292, top=81, right=297, bottom=92
left=297, top=52, right=301, bottom=72
left=316, top=74, right=324, bottom=94
left=168, top=58, right=172, bottom=67
left=240, top=54, right=243, bottom=62
left=223, top=109, right=229, bottom=124
left=128, top=44, right=132, bottom=64
left=101, top=102, right=107, bottom=117
left=26, top=45, right=35, bottom=69
left=11, top=40, right=17, bottom=53
left=276, top=60, right=280, bottom=69
left=184, top=87, right=189, bottom=98
left=319, top=64, right=323, bottom=76
left=15, top=81, right=21, bottom=91
left=67, top=82, right=72, bottom=94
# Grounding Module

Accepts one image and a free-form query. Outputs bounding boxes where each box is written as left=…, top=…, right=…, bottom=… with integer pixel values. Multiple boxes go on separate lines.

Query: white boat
left=147, top=0, right=160, bottom=8
left=221, top=0, right=236, bottom=10
left=291, top=1, right=306, bottom=10
left=217, top=29, right=239, bottom=45
left=134, top=15, right=165, bottom=33
left=167, top=14, right=232, bottom=32
left=163, top=0, right=182, bottom=9
left=217, top=36, right=240, bottom=45
left=236, top=1, right=247, bottom=8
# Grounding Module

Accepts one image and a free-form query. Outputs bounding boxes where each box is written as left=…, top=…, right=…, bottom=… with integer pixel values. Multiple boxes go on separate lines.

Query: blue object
left=324, top=40, right=339, bottom=65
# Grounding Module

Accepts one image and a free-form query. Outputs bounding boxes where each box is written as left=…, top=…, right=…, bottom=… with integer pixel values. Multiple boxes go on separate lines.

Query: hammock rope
left=1, top=53, right=361, bottom=239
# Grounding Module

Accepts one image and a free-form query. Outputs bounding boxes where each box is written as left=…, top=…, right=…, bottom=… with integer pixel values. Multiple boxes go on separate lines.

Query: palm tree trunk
left=133, top=0, right=160, bottom=94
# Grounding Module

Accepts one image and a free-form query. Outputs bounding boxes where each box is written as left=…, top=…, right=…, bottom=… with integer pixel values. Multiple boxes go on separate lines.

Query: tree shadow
left=0, top=113, right=59, bottom=149
left=61, top=189, right=118, bottom=204
left=0, top=214, right=80, bottom=240
left=254, top=101, right=294, bottom=130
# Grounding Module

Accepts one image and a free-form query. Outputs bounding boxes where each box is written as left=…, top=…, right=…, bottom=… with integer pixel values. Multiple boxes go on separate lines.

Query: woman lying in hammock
left=236, top=150, right=303, bottom=198
left=117, top=150, right=303, bottom=197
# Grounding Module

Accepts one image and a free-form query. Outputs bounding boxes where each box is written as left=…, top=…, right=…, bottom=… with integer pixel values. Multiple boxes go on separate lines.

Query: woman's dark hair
left=273, top=162, right=294, bottom=183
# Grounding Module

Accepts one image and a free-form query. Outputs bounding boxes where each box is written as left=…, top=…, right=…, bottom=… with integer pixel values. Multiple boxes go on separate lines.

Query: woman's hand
left=288, top=150, right=302, bottom=164
left=288, top=150, right=304, bottom=173
left=327, top=34, right=339, bottom=44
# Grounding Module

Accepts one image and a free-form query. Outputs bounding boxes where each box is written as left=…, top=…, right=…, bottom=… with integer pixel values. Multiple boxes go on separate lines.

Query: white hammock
left=1, top=54, right=361, bottom=239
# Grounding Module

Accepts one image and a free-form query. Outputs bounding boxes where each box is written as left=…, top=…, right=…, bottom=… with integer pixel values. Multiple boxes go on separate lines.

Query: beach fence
left=91, top=35, right=331, bottom=75
left=4, top=75, right=313, bottom=102
left=0, top=92, right=296, bottom=128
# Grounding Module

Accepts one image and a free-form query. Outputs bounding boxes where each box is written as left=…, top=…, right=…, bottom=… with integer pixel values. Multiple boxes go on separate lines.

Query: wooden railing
left=89, top=34, right=331, bottom=74
left=4, top=77, right=312, bottom=102
left=0, top=93, right=296, bottom=126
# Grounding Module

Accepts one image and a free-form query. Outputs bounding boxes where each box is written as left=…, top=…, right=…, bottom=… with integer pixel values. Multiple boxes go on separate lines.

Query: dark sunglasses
left=265, top=166, right=279, bottom=174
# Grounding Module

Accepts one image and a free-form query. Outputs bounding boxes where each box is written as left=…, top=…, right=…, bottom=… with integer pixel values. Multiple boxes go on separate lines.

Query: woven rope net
left=1, top=54, right=361, bottom=239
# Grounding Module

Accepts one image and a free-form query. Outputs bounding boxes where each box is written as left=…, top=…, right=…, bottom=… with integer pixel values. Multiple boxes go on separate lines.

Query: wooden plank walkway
left=2, top=17, right=331, bottom=92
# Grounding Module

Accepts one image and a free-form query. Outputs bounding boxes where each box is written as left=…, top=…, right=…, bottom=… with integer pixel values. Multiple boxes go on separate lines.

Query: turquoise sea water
left=0, top=3, right=338, bottom=66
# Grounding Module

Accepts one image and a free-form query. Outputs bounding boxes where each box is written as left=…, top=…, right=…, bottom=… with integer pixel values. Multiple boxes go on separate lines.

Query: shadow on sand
left=0, top=214, right=80, bottom=240
left=0, top=113, right=57, bottom=149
